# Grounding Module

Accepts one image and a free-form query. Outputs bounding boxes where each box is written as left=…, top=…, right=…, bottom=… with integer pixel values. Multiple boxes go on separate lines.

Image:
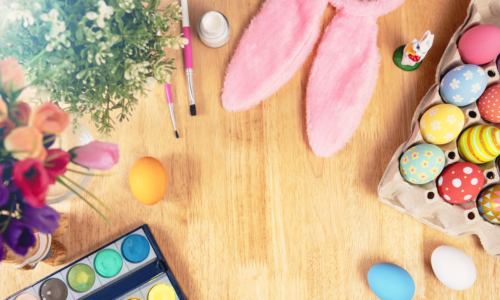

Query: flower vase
left=46, top=122, right=94, bottom=205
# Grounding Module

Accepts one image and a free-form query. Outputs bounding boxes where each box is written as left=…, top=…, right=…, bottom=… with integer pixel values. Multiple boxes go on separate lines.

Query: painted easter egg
left=367, top=263, right=415, bottom=300
left=477, top=185, right=500, bottom=224
left=478, top=84, right=500, bottom=123
left=458, top=125, right=500, bottom=164
left=431, top=246, right=477, bottom=291
left=458, top=24, right=500, bottom=65
left=129, top=157, right=168, bottom=206
left=437, top=163, right=484, bottom=204
left=400, top=144, right=445, bottom=185
left=440, top=65, right=487, bottom=106
left=420, top=104, right=465, bottom=145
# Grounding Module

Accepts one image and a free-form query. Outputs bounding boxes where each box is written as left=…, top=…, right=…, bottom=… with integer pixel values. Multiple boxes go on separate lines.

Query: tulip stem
left=43, top=135, right=56, bottom=144
left=66, top=168, right=115, bottom=177
left=60, top=175, right=111, bottom=213
left=56, top=178, right=113, bottom=227
left=0, top=202, right=15, bottom=233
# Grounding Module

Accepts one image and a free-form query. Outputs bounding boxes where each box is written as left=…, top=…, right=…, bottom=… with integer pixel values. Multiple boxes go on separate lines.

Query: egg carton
left=378, top=0, right=500, bottom=257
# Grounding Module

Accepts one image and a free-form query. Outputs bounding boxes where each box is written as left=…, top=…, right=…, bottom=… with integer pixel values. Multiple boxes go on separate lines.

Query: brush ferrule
left=186, top=69, right=195, bottom=106
left=169, top=103, right=177, bottom=131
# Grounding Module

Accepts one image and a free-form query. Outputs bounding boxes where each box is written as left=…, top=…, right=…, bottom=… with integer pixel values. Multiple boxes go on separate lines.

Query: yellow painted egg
left=129, top=157, right=168, bottom=206
left=458, top=125, right=500, bottom=164
left=420, top=104, right=465, bottom=145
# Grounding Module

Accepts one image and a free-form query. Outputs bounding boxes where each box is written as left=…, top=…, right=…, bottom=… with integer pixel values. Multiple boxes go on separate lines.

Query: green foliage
left=0, top=0, right=187, bottom=136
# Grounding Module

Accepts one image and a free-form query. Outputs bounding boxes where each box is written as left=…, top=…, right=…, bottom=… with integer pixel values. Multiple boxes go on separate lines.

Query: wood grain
left=2, top=0, right=499, bottom=299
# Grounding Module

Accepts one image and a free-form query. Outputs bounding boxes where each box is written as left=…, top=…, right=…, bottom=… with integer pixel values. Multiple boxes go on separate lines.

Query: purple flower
left=22, top=203, right=60, bottom=234
left=0, top=183, right=8, bottom=207
left=8, top=183, right=23, bottom=202
left=43, top=134, right=55, bottom=149
left=2, top=219, right=36, bottom=256
left=1, top=159, right=15, bottom=181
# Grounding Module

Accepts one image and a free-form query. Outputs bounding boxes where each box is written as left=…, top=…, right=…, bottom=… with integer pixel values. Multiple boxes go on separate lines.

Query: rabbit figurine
left=222, top=0, right=407, bottom=158
left=401, top=30, right=435, bottom=66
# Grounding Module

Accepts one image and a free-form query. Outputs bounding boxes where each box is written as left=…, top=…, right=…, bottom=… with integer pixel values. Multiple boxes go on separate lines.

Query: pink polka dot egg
left=478, top=84, right=500, bottom=123
left=437, top=162, right=484, bottom=204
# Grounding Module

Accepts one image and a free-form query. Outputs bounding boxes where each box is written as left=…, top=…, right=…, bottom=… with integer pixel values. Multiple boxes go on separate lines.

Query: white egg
left=431, top=246, right=476, bottom=290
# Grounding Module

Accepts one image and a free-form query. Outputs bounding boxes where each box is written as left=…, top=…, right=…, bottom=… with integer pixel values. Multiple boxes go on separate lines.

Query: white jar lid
left=200, top=11, right=227, bottom=38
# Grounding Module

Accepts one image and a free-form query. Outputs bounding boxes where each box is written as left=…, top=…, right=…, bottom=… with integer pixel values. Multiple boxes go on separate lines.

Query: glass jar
left=45, top=121, right=94, bottom=205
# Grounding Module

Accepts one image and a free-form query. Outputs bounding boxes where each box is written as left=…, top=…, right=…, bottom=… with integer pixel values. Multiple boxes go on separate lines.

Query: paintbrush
left=180, top=0, right=196, bottom=116
left=164, top=83, right=179, bottom=138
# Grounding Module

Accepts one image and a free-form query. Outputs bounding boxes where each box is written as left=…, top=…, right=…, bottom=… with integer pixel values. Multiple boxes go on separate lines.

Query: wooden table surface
left=2, top=0, right=499, bottom=299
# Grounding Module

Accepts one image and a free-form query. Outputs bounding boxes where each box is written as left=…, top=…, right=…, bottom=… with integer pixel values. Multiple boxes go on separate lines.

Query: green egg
left=400, top=144, right=445, bottom=184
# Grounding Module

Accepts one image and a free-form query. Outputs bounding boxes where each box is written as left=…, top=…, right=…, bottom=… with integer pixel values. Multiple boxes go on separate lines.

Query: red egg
left=478, top=84, right=500, bottom=123
left=458, top=24, right=500, bottom=65
left=437, top=163, right=484, bottom=204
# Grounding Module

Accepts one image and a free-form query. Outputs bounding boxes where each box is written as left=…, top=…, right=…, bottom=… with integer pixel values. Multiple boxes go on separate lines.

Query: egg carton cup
left=378, top=0, right=500, bottom=257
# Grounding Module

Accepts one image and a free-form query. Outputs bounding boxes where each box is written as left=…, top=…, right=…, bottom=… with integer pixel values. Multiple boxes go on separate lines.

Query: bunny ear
left=420, top=30, right=431, bottom=42
left=306, top=12, right=382, bottom=157
left=425, top=33, right=435, bottom=48
left=222, top=0, right=329, bottom=112
left=331, top=0, right=405, bottom=17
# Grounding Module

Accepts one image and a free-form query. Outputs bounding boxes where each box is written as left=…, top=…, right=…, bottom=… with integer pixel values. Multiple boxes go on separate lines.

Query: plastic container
left=197, top=11, right=230, bottom=48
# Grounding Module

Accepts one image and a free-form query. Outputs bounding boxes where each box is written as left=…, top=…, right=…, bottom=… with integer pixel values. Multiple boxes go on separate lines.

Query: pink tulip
left=0, top=57, right=25, bottom=95
left=0, top=119, right=16, bottom=139
left=0, top=96, right=8, bottom=122
left=9, top=102, right=31, bottom=125
left=70, top=141, right=119, bottom=170
left=4, top=127, right=47, bottom=161
left=31, top=103, right=69, bottom=134
left=13, top=158, right=50, bottom=208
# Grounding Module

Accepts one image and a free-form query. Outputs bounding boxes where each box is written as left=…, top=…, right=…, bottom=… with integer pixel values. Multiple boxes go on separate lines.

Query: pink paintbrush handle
left=183, top=27, right=193, bottom=69
left=165, top=83, right=173, bottom=104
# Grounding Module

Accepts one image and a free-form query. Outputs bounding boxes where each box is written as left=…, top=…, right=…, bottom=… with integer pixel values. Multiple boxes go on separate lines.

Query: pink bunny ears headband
left=222, top=0, right=406, bottom=157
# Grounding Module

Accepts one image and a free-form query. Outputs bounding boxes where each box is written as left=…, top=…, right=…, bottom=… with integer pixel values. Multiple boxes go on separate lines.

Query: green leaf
left=3, top=0, right=185, bottom=135
left=76, top=26, right=84, bottom=41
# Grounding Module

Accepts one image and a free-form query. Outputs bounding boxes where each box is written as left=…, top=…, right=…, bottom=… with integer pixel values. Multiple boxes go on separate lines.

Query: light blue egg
left=400, top=144, right=445, bottom=184
left=368, top=263, right=415, bottom=300
left=440, top=64, right=487, bottom=106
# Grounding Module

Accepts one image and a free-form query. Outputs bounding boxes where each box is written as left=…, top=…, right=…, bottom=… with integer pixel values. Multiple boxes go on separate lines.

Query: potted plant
left=0, top=57, right=119, bottom=261
left=0, top=0, right=188, bottom=136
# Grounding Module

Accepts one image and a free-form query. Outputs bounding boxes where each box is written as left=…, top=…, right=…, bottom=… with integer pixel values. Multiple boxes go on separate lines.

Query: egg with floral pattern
left=440, top=64, right=487, bottom=107
left=400, top=144, right=446, bottom=185
left=420, top=104, right=465, bottom=145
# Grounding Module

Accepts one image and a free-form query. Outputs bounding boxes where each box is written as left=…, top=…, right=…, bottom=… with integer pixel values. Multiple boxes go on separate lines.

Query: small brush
left=181, top=0, right=197, bottom=116
left=164, top=84, right=179, bottom=138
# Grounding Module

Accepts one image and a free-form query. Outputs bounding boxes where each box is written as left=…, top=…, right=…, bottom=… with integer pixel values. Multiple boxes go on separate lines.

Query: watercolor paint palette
left=6, top=225, right=186, bottom=300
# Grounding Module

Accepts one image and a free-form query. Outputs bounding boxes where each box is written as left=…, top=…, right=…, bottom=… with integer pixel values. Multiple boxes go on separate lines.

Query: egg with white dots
left=437, top=162, right=484, bottom=204
left=440, top=64, right=487, bottom=106
left=478, top=84, right=500, bottom=123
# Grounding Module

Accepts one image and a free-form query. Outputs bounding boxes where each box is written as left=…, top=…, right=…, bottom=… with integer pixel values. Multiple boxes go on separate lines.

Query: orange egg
left=129, top=157, right=168, bottom=205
